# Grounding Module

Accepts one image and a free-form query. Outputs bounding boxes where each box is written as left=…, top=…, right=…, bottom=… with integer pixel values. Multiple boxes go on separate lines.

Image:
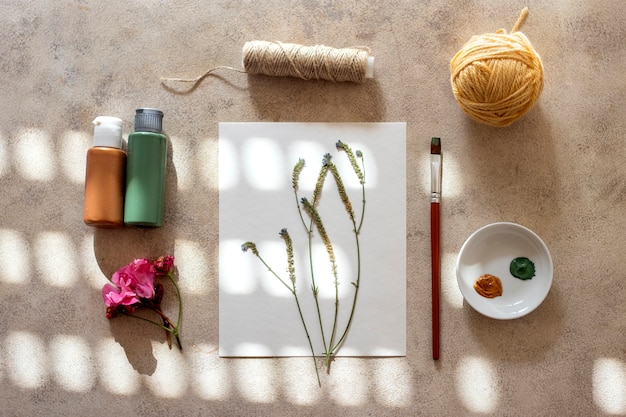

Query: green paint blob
left=510, top=257, right=535, bottom=280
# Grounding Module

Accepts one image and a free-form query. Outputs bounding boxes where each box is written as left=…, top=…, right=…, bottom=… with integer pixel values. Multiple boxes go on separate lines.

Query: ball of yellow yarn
left=450, top=8, right=544, bottom=127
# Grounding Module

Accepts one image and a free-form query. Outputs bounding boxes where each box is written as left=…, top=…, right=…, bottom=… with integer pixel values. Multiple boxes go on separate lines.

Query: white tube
left=365, top=56, right=375, bottom=78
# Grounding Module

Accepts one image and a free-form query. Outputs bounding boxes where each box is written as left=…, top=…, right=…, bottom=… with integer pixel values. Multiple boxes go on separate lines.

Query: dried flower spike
left=312, top=163, right=329, bottom=206
left=301, top=197, right=337, bottom=276
left=292, top=158, right=306, bottom=191
left=279, top=228, right=296, bottom=285
left=328, top=163, right=354, bottom=220
left=241, top=242, right=259, bottom=256
left=336, top=140, right=364, bottom=185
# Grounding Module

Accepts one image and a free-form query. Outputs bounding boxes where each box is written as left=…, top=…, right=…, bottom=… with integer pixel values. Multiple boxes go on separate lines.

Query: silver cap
left=134, top=108, right=163, bottom=133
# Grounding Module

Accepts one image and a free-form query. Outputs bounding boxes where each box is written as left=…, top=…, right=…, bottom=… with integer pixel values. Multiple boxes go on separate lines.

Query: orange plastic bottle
left=83, top=116, right=126, bottom=227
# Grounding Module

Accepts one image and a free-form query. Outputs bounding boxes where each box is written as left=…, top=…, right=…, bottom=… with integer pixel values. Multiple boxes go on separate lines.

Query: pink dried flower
left=101, top=256, right=182, bottom=350
left=102, top=278, right=139, bottom=308
left=112, top=258, right=155, bottom=300
left=152, top=255, right=175, bottom=276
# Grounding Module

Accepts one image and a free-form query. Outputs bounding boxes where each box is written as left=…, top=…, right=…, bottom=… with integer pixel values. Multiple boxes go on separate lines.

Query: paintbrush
left=430, top=137, right=442, bottom=360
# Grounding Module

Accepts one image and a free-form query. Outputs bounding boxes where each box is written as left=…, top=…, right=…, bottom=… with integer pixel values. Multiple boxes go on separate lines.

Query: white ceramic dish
left=456, top=222, right=553, bottom=320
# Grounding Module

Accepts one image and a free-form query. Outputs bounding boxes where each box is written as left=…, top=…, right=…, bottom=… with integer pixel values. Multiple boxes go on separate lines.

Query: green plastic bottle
left=124, top=108, right=167, bottom=227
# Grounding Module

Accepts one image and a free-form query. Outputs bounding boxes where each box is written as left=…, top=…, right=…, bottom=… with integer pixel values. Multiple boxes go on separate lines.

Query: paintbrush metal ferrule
left=430, top=137, right=442, bottom=203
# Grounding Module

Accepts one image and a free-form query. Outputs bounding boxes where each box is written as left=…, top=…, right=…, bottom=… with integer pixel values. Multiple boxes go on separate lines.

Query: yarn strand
left=160, top=66, right=246, bottom=84
left=511, top=7, right=529, bottom=33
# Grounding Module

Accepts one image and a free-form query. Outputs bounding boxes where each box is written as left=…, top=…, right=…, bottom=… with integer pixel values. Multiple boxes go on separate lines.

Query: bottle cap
left=92, top=116, right=123, bottom=148
left=134, top=108, right=164, bottom=133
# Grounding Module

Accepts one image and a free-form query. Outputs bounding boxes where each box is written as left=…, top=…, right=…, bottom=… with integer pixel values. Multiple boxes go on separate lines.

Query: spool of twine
left=450, top=8, right=544, bottom=127
left=242, top=41, right=371, bottom=82
left=160, top=41, right=373, bottom=88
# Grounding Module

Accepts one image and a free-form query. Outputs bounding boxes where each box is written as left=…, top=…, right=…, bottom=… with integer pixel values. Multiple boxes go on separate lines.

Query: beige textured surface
left=1, top=1, right=625, bottom=416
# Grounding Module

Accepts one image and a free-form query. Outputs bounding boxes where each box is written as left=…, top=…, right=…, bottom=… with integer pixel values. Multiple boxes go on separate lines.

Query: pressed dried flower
left=241, top=241, right=259, bottom=256
left=301, top=197, right=337, bottom=276
left=292, top=158, right=306, bottom=191
left=312, top=159, right=329, bottom=206
left=336, top=140, right=364, bottom=185
left=328, top=163, right=354, bottom=220
left=279, top=228, right=296, bottom=285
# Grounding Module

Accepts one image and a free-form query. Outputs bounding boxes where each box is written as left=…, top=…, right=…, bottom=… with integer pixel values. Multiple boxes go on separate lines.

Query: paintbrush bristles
left=431, top=137, right=441, bottom=154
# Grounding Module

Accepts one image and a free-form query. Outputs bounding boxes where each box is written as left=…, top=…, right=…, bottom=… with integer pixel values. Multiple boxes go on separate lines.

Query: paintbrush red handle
left=431, top=201, right=440, bottom=360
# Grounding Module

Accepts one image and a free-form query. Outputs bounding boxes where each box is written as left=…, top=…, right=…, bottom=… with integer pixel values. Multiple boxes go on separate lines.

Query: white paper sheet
left=219, top=122, right=406, bottom=357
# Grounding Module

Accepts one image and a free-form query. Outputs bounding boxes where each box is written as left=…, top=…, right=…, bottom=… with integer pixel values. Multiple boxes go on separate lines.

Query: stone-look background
left=1, top=1, right=625, bottom=416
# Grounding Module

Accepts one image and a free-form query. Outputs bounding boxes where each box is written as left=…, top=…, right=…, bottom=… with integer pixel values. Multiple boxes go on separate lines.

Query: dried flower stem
left=330, top=148, right=366, bottom=352
left=124, top=269, right=183, bottom=350
left=301, top=197, right=341, bottom=367
left=164, top=270, right=183, bottom=350
left=242, top=240, right=321, bottom=386
left=293, top=160, right=330, bottom=353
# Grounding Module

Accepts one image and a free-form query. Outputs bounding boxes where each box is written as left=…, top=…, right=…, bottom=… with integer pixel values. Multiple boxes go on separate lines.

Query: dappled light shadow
left=0, top=112, right=624, bottom=416
left=108, top=316, right=159, bottom=375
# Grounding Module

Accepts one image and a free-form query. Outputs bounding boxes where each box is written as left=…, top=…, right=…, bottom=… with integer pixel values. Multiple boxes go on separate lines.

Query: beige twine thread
left=243, top=41, right=370, bottom=82
left=450, top=7, right=544, bottom=127
left=160, top=41, right=371, bottom=87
